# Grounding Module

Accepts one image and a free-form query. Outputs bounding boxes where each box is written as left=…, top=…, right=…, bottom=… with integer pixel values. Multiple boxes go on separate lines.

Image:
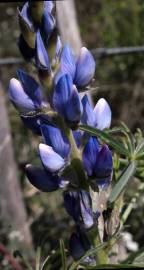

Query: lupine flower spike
left=8, top=0, right=113, bottom=265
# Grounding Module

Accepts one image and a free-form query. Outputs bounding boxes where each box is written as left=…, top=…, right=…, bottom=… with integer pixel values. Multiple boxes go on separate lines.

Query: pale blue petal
left=94, top=98, right=111, bottom=130
left=39, top=143, right=65, bottom=172
left=9, top=78, right=35, bottom=113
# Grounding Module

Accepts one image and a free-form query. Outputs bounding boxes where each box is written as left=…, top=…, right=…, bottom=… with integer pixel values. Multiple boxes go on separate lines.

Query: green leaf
left=36, top=247, right=41, bottom=270
left=79, top=125, right=129, bottom=156
left=124, top=247, right=144, bottom=265
left=60, top=239, right=67, bottom=270
left=109, top=161, right=137, bottom=203
left=86, top=263, right=144, bottom=269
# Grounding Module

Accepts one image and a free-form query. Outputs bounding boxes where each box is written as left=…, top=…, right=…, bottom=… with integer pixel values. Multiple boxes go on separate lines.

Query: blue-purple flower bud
left=81, top=94, right=111, bottom=130
left=26, top=164, right=60, bottom=192
left=41, top=124, right=70, bottom=158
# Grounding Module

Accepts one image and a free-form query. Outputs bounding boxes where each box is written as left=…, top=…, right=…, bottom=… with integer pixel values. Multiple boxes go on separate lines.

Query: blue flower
left=26, top=164, right=60, bottom=192
left=21, top=115, right=41, bottom=135
left=53, top=73, right=83, bottom=124
left=17, top=69, right=43, bottom=109
left=41, top=124, right=70, bottom=158
left=81, top=94, right=112, bottom=130
left=18, top=2, right=34, bottom=32
left=39, top=143, right=66, bottom=173
left=64, top=190, right=93, bottom=229
left=9, top=78, right=36, bottom=113
left=39, top=1, right=55, bottom=46
left=35, top=30, right=51, bottom=71
left=69, top=230, right=92, bottom=261
left=55, top=44, right=96, bottom=88
left=95, top=145, right=113, bottom=189
left=83, top=137, right=99, bottom=177
left=83, top=137, right=113, bottom=189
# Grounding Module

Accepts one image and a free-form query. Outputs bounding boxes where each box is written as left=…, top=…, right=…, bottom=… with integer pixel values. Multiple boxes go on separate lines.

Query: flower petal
left=65, top=85, right=83, bottom=123
left=26, top=164, right=59, bottom=192
left=72, top=130, right=82, bottom=148
left=94, top=98, right=111, bottom=130
left=74, top=47, right=96, bottom=87
left=64, top=191, right=80, bottom=222
left=83, top=137, right=99, bottom=176
left=41, top=124, right=70, bottom=158
left=17, top=69, right=42, bottom=109
left=35, top=30, right=50, bottom=71
left=81, top=95, right=96, bottom=126
left=52, top=35, right=62, bottom=66
left=40, top=11, right=55, bottom=45
left=21, top=115, right=41, bottom=135
left=95, top=145, right=113, bottom=189
left=18, top=2, right=34, bottom=31
left=60, top=44, right=76, bottom=79
left=79, top=191, right=93, bottom=229
left=39, top=143, right=65, bottom=172
left=44, top=1, right=54, bottom=13
left=69, top=233, right=85, bottom=260
left=52, top=73, right=73, bottom=116
left=9, top=78, right=35, bottom=113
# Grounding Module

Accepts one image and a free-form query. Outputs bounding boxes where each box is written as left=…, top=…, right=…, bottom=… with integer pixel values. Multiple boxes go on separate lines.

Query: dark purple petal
left=60, top=44, right=76, bottom=79
left=65, top=85, right=83, bottom=123
left=83, top=137, right=99, bottom=176
left=64, top=191, right=80, bottom=222
left=41, top=124, right=70, bottom=158
left=17, top=69, right=42, bottom=109
left=35, top=30, right=50, bottom=71
left=74, top=47, right=96, bottom=87
left=21, top=115, right=41, bottom=135
left=81, top=95, right=96, bottom=126
left=18, top=34, right=35, bottom=61
left=95, top=145, right=113, bottom=188
left=52, top=74, right=73, bottom=116
left=9, top=78, right=35, bottom=113
left=26, top=164, right=59, bottom=192
left=69, top=233, right=85, bottom=260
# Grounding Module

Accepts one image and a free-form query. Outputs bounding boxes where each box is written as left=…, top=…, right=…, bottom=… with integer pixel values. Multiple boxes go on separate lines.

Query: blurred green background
left=0, top=1, right=144, bottom=268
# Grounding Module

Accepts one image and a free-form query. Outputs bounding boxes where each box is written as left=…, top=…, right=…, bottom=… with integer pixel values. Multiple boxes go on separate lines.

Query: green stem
left=65, top=128, right=89, bottom=190
left=89, top=229, right=108, bottom=265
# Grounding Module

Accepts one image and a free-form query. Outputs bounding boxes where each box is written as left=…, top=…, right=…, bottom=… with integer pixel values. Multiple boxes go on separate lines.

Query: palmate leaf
left=79, top=125, right=129, bottom=156
left=109, top=161, right=137, bottom=203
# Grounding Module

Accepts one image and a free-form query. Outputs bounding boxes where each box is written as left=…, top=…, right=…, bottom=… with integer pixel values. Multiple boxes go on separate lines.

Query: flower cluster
left=8, top=1, right=113, bottom=264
